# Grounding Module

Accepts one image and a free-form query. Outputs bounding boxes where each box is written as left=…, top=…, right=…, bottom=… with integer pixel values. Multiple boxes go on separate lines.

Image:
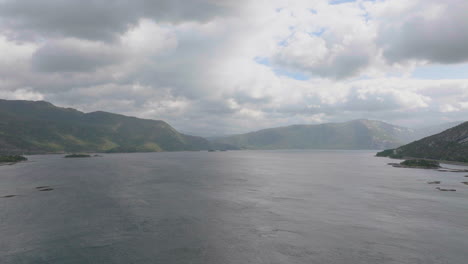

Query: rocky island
left=436, top=187, right=456, bottom=192
left=64, top=154, right=91, bottom=158
left=402, top=159, right=440, bottom=168
left=0, top=155, right=28, bottom=164
left=389, top=159, right=441, bottom=169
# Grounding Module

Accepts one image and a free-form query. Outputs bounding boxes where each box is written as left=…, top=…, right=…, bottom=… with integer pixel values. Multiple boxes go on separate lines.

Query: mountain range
left=210, top=119, right=462, bottom=150
left=0, top=99, right=463, bottom=154
left=0, top=99, right=210, bottom=154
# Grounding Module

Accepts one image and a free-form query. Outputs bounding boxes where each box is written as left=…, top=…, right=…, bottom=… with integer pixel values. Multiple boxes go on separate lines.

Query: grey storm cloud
left=231, top=92, right=272, bottom=105
left=125, top=33, right=229, bottom=99
left=379, top=0, right=468, bottom=64
left=310, top=52, right=370, bottom=80
left=0, top=0, right=240, bottom=41
left=273, top=51, right=371, bottom=80
left=31, top=40, right=124, bottom=73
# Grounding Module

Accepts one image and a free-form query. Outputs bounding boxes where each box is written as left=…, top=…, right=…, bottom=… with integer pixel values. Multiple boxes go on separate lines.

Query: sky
left=0, top=0, right=468, bottom=136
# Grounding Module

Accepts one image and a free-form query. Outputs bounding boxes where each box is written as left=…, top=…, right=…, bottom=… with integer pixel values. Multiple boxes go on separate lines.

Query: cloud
left=0, top=35, right=36, bottom=75
left=0, top=0, right=468, bottom=136
left=373, top=0, right=468, bottom=64
left=344, top=85, right=430, bottom=112
left=30, top=20, right=177, bottom=73
left=31, top=39, right=124, bottom=73
left=273, top=32, right=372, bottom=79
left=270, top=1, right=378, bottom=79
left=0, top=88, right=44, bottom=100
left=0, top=0, right=242, bottom=42
left=121, top=19, right=178, bottom=56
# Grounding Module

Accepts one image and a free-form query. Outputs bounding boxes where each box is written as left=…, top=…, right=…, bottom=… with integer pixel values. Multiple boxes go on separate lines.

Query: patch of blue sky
left=329, top=0, right=356, bottom=5
left=411, top=63, right=468, bottom=79
left=277, top=39, right=288, bottom=47
left=274, top=68, right=310, bottom=80
left=309, top=28, right=326, bottom=37
left=330, top=0, right=376, bottom=5
left=277, top=29, right=296, bottom=47
left=254, top=57, right=310, bottom=81
left=361, top=12, right=371, bottom=22
left=254, top=57, right=271, bottom=66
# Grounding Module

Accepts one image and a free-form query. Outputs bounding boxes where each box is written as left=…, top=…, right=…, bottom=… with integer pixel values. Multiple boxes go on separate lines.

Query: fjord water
left=1, top=151, right=467, bottom=264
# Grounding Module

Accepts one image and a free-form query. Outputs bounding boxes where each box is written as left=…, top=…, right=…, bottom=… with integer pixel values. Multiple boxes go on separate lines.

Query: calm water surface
left=0, top=150, right=467, bottom=264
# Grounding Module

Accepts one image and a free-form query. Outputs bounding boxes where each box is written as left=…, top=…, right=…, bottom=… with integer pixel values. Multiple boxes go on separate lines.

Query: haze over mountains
left=0, top=99, right=463, bottom=154
left=211, top=120, right=463, bottom=150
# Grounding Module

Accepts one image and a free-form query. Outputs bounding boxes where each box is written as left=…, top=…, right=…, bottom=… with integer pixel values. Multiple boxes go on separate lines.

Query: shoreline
left=380, top=156, right=468, bottom=167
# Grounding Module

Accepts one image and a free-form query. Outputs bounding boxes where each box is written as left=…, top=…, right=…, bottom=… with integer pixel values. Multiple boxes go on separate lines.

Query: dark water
left=1, top=150, right=467, bottom=264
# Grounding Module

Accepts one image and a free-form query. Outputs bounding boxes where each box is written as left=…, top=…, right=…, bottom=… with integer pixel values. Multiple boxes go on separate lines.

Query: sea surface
left=0, top=150, right=467, bottom=264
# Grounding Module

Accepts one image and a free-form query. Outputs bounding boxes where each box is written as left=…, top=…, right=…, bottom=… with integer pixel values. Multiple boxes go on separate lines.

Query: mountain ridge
left=376, top=121, right=468, bottom=162
left=210, top=119, right=464, bottom=150
left=211, top=119, right=414, bottom=150
left=0, top=99, right=210, bottom=154
left=0, top=99, right=463, bottom=153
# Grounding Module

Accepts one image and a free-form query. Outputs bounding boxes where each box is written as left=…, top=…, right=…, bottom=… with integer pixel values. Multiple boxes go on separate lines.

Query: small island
left=64, top=154, right=91, bottom=158
left=400, top=159, right=441, bottom=168
left=0, top=155, right=28, bottom=163
left=389, top=159, right=441, bottom=169
left=436, top=187, right=456, bottom=192
left=427, top=181, right=441, bottom=184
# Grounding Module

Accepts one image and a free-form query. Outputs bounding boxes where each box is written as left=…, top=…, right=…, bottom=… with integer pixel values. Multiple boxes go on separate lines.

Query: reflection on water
left=1, top=150, right=467, bottom=264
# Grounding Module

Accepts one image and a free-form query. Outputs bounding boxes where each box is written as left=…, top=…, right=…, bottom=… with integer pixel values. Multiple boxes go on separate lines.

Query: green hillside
left=0, top=99, right=210, bottom=154
left=377, top=121, right=468, bottom=162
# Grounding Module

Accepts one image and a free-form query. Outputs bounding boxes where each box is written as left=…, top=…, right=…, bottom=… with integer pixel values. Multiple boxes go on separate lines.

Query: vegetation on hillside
left=0, top=99, right=211, bottom=154
left=376, top=121, right=468, bottom=163
left=376, top=149, right=403, bottom=158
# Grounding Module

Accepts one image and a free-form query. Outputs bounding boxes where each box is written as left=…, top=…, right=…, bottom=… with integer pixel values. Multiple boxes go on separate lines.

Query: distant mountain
left=377, top=121, right=468, bottom=162
left=1, top=99, right=462, bottom=154
left=0, top=99, right=210, bottom=154
left=211, top=119, right=416, bottom=150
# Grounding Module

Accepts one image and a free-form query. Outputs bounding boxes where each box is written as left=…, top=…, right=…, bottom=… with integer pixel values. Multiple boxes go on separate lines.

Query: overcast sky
left=1, top=0, right=468, bottom=136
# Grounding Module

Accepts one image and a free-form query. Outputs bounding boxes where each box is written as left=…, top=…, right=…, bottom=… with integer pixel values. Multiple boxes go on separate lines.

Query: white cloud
left=0, top=88, right=44, bottom=100
left=371, top=0, right=468, bottom=64
left=0, top=35, right=36, bottom=75
left=121, top=19, right=178, bottom=57
left=440, top=104, right=459, bottom=113
left=0, top=0, right=468, bottom=136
